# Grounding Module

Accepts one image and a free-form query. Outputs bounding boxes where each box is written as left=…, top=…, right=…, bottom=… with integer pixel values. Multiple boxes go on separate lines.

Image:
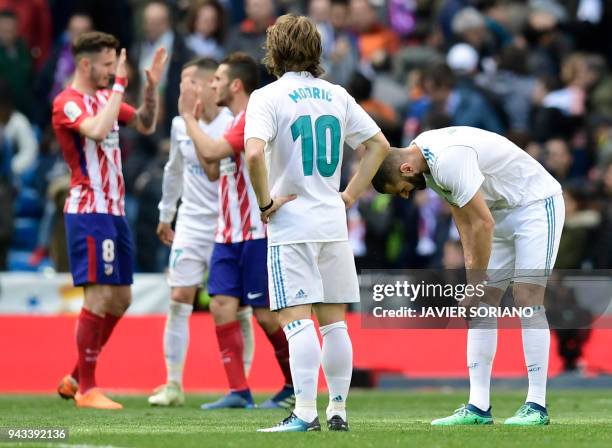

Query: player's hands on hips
left=341, top=191, right=356, bottom=209
left=145, top=47, right=168, bottom=87
left=156, top=222, right=174, bottom=246
left=179, top=80, right=201, bottom=118
left=260, top=194, right=297, bottom=224
left=115, top=48, right=128, bottom=79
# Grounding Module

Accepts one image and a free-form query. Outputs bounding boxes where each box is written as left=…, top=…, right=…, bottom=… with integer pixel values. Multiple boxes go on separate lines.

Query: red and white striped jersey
left=52, top=86, right=135, bottom=216
left=216, top=110, right=266, bottom=243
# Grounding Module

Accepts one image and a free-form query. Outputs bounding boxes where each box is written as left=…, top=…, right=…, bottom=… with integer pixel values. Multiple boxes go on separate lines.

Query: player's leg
left=315, top=240, right=359, bottom=431
left=148, top=285, right=196, bottom=406
left=149, top=240, right=206, bottom=406
left=258, top=243, right=323, bottom=432
left=241, top=238, right=293, bottom=408
left=201, top=242, right=253, bottom=409
left=505, top=194, right=564, bottom=425
left=237, top=306, right=255, bottom=376
left=252, top=306, right=294, bottom=408
left=432, top=216, right=515, bottom=425
left=59, top=213, right=123, bottom=409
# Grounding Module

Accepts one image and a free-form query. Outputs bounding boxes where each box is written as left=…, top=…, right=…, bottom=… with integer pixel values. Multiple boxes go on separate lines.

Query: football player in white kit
left=245, top=15, right=390, bottom=431
left=149, top=58, right=254, bottom=406
left=372, top=126, right=565, bottom=426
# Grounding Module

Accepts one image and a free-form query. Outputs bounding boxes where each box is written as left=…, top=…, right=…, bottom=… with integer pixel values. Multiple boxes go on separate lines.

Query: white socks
left=237, top=307, right=255, bottom=376
left=467, top=304, right=497, bottom=411
left=283, top=319, right=320, bottom=422
left=521, top=306, right=549, bottom=407
left=320, top=321, right=352, bottom=421
left=164, top=300, right=193, bottom=385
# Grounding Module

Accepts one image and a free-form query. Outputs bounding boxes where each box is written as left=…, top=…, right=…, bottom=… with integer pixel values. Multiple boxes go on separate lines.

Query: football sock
left=164, top=301, right=193, bottom=385
left=215, top=320, right=249, bottom=392
left=265, top=326, right=293, bottom=387
left=284, top=319, right=320, bottom=422
left=467, top=304, right=497, bottom=412
left=237, top=307, right=255, bottom=376
left=71, top=313, right=122, bottom=382
left=76, top=308, right=104, bottom=393
left=521, top=306, right=549, bottom=407
left=320, top=321, right=352, bottom=421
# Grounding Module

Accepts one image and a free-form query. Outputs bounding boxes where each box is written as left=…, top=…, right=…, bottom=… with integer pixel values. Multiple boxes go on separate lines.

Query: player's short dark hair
left=183, top=57, right=219, bottom=72
left=72, top=31, right=119, bottom=59
left=0, top=9, right=17, bottom=20
left=221, top=52, right=259, bottom=95
left=371, top=148, right=404, bottom=194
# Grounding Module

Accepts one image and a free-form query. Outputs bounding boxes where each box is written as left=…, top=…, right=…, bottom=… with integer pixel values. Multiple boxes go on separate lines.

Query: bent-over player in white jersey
left=148, top=58, right=254, bottom=406
left=372, top=126, right=565, bottom=426
left=245, top=15, right=390, bottom=432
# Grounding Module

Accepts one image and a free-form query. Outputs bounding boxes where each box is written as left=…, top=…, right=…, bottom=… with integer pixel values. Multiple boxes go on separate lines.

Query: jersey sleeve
left=434, top=146, right=484, bottom=208
left=158, top=118, right=184, bottom=223
left=52, top=94, right=91, bottom=131
left=118, top=102, right=136, bottom=126
left=244, top=89, right=277, bottom=145
left=223, top=112, right=245, bottom=154
left=344, top=92, right=381, bottom=149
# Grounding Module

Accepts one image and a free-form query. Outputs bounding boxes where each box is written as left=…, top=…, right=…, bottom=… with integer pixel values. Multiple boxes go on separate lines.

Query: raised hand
left=115, top=48, right=128, bottom=79
left=145, top=47, right=168, bottom=87
left=178, top=79, right=201, bottom=117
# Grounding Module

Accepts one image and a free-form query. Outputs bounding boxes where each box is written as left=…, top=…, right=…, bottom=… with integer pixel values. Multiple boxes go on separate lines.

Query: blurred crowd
left=0, top=0, right=611, bottom=273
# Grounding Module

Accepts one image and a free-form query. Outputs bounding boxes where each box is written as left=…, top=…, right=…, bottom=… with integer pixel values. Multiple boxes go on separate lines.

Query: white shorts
left=167, top=235, right=214, bottom=287
left=487, top=194, right=565, bottom=289
left=267, top=240, right=359, bottom=311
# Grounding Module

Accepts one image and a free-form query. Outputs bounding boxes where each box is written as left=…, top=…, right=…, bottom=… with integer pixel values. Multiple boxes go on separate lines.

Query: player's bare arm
left=450, top=191, right=495, bottom=288
left=77, top=48, right=128, bottom=141
left=129, top=47, right=167, bottom=135
left=245, top=137, right=296, bottom=223
left=179, top=80, right=233, bottom=164
left=342, top=131, right=390, bottom=208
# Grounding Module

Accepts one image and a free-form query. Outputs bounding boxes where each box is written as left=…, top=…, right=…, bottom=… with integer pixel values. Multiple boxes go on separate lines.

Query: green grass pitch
left=1, top=390, right=611, bottom=447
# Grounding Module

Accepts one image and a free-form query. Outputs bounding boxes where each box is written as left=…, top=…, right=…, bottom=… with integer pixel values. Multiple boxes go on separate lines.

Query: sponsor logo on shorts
left=104, top=263, right=114, bottom=276
left=247, top=292, right=263, bottom=300
left=295, top=289, right=307, bottom=299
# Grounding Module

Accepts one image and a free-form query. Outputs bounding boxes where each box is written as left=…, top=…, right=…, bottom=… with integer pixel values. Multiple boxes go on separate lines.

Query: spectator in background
left=349, top=0, right=400, bottom=70
left=348, top=70, right=402, bottom=145
left=132, top=1, right=191, bottom=135
left=556, top=184, right=600, bottom=269
left=0, top=9, right=32, bottom=117
left=33, top=13, right=93, bottom=128
left=0, top=80, right=38, bottom=269
left=594, top=161, right=612, bottom=268
left=476, top=44, right=537, bottom=135
left=226, top=0, right=277, bottom=64
left=185, top=0, right=226, bottom=61
left=450, top=6, right=500, bottom=71
left=0, top=0, right=51, bottom=70
left=420, top=62, right=504, bottom=134
left=320, top=0, right=360, bottom=87
left=544, top=138, right=579, bottom=182
left=0, top=80, right=38, bottom=183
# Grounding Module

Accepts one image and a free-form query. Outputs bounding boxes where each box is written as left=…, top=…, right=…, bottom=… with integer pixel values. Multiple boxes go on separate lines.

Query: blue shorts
left=208, top=238, right=269, bottom=308
left=64, top=213, right=134, bottom=286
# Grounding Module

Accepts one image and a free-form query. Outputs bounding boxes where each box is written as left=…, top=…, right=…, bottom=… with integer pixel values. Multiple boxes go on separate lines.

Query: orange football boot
left=75, top=389, right=123, bottom=410
left=57, top=375, right=79, bottom=400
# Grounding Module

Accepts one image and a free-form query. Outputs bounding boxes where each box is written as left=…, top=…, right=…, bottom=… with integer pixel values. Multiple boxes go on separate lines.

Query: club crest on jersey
left=63, top=101, right=83, bottom=123
left=219, top=158, right=237, bottom=176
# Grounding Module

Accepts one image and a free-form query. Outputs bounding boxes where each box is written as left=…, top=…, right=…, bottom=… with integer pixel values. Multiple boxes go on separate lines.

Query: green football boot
left=431, top=404, right=494, bottom=426
left=504, top=402, right=550, bottom=426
